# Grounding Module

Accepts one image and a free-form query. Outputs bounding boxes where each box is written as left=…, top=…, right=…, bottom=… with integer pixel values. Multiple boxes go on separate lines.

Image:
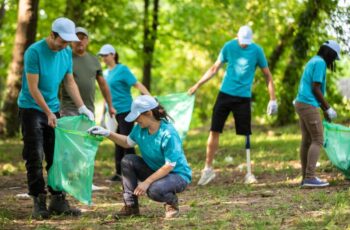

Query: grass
left=1, top=122, right=350, bottom=229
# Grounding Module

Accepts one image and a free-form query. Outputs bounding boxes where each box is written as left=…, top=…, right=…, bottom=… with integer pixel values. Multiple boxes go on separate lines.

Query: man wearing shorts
left=188, top=25, right=278, bottom=185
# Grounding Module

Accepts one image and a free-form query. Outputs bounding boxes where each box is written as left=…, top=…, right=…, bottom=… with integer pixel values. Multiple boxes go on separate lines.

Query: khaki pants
left=295, top=102, right=324, bottom=179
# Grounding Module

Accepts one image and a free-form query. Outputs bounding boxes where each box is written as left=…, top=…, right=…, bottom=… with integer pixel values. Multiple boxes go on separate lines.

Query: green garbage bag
left=48, top=115, right=102, bottom=205
left=156, top=93, right=195, bottom=140
left=323, top=121, right=350, bottom=179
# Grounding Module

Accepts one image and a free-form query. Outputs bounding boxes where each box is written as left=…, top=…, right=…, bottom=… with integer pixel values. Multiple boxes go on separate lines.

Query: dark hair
left=114, top=51, right=119, bottom=64
left=150, top=104, right=173, bottom=122
left=52, top=31, right=60, bottom=38
left=317, top=42, right=338, bottom=71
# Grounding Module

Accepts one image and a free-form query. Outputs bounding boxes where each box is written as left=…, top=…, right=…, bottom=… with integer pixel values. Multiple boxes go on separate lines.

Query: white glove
left=267, top=100, right=278, bottom=115
left=87, top=126, right=111, bottom=137
left=78, top=105, right=95, bottom=121
left=326, top=107, right=337, bottom=120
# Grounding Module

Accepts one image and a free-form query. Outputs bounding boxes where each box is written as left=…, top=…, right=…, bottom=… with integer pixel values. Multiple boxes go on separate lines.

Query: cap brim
left=59, top=33, right=80, bottom=42
left=125, top=111, right=140, bottom=122
left=238, top=38, right=252, bottom=45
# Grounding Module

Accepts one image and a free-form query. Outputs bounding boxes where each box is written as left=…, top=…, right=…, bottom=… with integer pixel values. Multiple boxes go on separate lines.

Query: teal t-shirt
left=104, top=64, right=137, bottom=114
left=17, top=39, right=73, bottom=112
left=218, top=39, right=268, bottom=97
left=128, top=120, right=192, bottom=183
left=296, top=56, right=327, bottom=107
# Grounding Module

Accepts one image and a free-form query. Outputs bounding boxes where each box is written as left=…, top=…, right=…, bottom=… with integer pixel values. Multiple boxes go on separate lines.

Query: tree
left=64, top=0, right=86, bottom=26
left=276, top=0, right=337, bottom=125
left=0, top=0, right=39, bottom=137
left=142, top=0, right=159, bottom=91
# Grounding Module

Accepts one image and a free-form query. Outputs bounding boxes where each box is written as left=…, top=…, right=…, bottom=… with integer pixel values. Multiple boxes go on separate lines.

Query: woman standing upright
left=295, top=40, right=341, bottom=188
left=98, top=44, right=150, bottom=181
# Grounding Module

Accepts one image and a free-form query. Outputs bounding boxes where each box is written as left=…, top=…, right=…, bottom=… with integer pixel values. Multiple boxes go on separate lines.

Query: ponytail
left=151, top=104, right=173, bottom=122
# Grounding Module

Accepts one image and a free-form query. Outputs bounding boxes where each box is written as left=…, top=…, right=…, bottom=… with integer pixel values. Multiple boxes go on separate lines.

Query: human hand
left=87, top=126, right=111, bottom=137
left=187, top=85, right=199, bottom=95
left=78, top=105, right=95, bottom=121
left=133, top=181, right=151, bottom=196
left=267, top=100, right=278, bottom=115
left=108, top=107, right=116, bottom=117
left=47, top=112, right=57, bottom=128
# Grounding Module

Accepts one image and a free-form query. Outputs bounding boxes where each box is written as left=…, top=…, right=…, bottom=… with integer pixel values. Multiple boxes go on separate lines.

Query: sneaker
left=165, top=202, right=179, bottom=218
left=106, top=174, right=122, bottom=182
left=197, top=168, right=216, bottom=186
left=302, top=177, right=329, bottom=188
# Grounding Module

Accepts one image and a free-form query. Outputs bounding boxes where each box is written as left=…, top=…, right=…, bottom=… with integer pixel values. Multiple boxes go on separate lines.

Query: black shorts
left=210, top=92, right=251, bottom=135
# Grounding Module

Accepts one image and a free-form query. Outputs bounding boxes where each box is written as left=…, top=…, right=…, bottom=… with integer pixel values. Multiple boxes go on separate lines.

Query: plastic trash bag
left=323, top=121, right=350, bottom=179
left=48, top=115, right=102, bottom=205
left=156, top=93, right=195, bottom=140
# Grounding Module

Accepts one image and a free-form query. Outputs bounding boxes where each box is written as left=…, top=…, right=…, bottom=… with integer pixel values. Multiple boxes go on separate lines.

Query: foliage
left=0, top=0, right=349, bottom=129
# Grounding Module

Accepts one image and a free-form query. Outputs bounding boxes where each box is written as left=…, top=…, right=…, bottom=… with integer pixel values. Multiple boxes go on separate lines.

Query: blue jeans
left=121, top=154, right=188, bottom=206
left=19, top=108, right=62, bottom=196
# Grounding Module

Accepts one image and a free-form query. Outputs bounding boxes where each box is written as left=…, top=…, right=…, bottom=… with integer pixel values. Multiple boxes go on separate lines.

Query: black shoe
left=48, top=194, right=81, bottom=216
left=107, top=174, right=122, bottom=182
left=32, top=193, right=50, bottom=219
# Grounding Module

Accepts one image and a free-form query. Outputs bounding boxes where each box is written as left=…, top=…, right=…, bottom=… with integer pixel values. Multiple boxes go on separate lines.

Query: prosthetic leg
left=244, top=135, right=257, bottom=184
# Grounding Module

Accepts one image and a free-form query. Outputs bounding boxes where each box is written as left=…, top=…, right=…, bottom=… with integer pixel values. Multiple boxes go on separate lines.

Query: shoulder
left=309, top=56, right=326, bottom=67
left=87, top=52, right=99, bottom=62
left=223, top=39, right=237, bottom=49
left=160, top=121, right=179, bottom=140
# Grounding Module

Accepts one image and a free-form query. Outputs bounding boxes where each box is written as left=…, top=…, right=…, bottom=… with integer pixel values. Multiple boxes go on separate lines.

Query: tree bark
left=0, top=0, right=39, bottom=137
left=64, top=0, right=86, bottom=26
left=0, top=0, right=7, bottom=105
left=142, top=0, right=159, bottom=92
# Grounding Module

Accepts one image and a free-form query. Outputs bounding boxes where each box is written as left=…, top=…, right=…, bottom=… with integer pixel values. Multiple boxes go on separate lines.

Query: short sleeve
left=161, top=133, right=182, bottom=165
left=257, top=46, right=268, bottom=68
left=217, top=45, right=228, bottom=63
left=24, top=48, right=39, bottom=74
left=66, top=48, right=73, bottom=75
left=128, top=124, right=139, bottom=144
left=312, top=61, right=326, bottom=83
left=94, top=55, right=103, bottom=77
left=122, top=66, right=137, bottom=86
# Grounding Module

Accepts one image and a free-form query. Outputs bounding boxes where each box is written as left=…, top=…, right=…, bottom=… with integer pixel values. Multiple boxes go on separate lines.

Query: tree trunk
left=64, top=0, right=86, bottom=26
left=0, top=0, right=39, bottom=137
left=276, top=0, right=337, bottom=125
left=142, top=0, right=159, bottom=92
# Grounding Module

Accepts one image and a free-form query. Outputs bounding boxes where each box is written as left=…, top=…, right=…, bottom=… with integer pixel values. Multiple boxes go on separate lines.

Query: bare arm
left=26, top=73, right=57, bottom=127
left=96, top=75, right=116, bottom=116
left=134, top=164, right=174, bottom=196
left=312, top=82, right=330, bottom=111
left=188, top=60, right=223, bottom=95
left=261, top=67, right=276, bottom=100
left=107, top=132, right=132, bottom=148
left=63, top=73, right=84, bottom=108
left=133, top=82, right=151, bottom=95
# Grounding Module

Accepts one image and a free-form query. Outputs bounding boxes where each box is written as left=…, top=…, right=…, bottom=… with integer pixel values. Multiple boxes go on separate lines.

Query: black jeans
left=115, top=112, right=135, bottom=175
left=19, top=108, right=62, bottom=196
left=121, top=154, right=188, bottom=206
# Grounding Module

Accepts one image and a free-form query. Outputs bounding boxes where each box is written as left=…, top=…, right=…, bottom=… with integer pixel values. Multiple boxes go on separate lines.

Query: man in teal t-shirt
left=188, top=25, right=278, bottom=186
left=17, top=17, right=94, bottom=219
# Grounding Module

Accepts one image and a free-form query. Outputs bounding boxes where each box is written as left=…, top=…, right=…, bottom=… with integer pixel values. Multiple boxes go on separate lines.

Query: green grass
left=1, top=123, right=350, bottom=229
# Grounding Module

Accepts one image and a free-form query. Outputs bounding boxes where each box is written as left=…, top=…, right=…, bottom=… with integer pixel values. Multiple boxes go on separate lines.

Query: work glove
left=325, top=107, right=337, bottom=120
left=267, top=100, right=278, bottom=115
left=87, top=126, right=111, bottom=137
left=78, top=105, right=95, bottom=121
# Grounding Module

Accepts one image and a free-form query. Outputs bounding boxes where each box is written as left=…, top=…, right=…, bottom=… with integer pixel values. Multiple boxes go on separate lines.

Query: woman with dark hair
left=98, top=44, right=150, bottom=182
left=294, top=40, right=341, bottom=188
left=88, top=95, right=192, bottom=218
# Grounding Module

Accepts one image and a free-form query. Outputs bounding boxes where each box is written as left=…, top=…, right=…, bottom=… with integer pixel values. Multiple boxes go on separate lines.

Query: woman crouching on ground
left=88, top=95, right=192, bottom=218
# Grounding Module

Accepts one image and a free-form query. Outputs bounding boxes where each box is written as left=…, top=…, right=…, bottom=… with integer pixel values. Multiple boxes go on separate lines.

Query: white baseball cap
left=237, top=25, right=253, bottom=45
left=98, top=44, right=115, bottom=55
left=125, top=95, right=159, bottom=122
left=52, top=17, right=80, bottom=42
left=75, top=27, right=89, bottom=37
left=323, top=40, right=341, bottom=60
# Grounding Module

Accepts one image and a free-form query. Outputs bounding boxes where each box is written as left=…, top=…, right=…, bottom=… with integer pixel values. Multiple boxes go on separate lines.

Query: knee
left=121, top=154, right=138, bottom=168
left=147, top=185, right=163, bottom=201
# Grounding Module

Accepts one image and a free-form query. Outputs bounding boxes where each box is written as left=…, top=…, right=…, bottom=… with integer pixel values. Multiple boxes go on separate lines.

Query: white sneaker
left=197, top=168, right=216, bottom=185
